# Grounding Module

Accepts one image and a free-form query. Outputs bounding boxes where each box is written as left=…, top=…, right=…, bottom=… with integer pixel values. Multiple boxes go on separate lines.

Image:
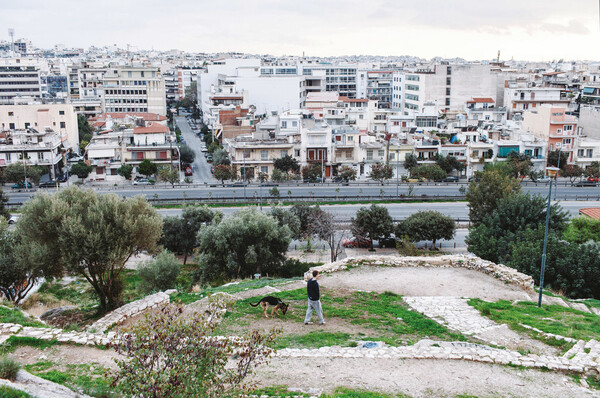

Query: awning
left=583, top=87, right=595, bottom=94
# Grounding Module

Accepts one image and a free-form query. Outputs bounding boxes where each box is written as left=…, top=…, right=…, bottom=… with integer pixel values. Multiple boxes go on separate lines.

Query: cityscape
left=1, top=1, right=600, bottom=397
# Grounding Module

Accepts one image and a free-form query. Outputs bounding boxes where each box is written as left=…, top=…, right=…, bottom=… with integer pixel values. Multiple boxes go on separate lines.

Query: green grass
left=0, top=306, right=47, bottom=328
left=0, top=336, right=60, bottom=355
left=0, top=386, right=33, bottom=398
left=469, top=299, right=600, bottom=351
left=217, top=289, right=467, bottom=349
left=24, top=361, right=117, bottom=398
left=323, top=387, right=412, bottom=398
left=171, top=277, right=300, bottom=305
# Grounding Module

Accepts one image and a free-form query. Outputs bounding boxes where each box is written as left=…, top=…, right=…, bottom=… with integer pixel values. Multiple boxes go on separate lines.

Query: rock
left=40, top=306, right=77, bottom=321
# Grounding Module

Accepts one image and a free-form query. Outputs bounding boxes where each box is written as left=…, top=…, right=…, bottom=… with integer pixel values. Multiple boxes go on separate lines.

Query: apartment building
left=0, top=103, right=79, bottom=150
left=0, top=128, right=62, bottom=178
left=177, top=67, right=202, bottom=100
left=227, top=136, right=294, bottom=177
left=579, top=105, right=600, bottom=139
left=465, top=98, right=507, bottom=125
left=523, top=105, right=578, bottom=161
left=366, top=70, right=393, bottom=109
left=86, top=122, right=178, bottom=181
left=504, top=83, right=570, bottom=120
left=397, top=64, right=502, bottom=112
left=103, top=67, right=166, bottom=115
left=0, top=62, right=41, bottom=104
left=574, top=139, right=600, bottom=170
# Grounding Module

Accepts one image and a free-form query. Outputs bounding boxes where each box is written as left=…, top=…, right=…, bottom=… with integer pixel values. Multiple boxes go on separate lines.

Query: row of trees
left=465, top=166, right=600, bottom=299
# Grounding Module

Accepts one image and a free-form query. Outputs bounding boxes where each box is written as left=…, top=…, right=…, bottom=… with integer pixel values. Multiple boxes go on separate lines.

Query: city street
left=175, top=116, right=216, bottom=183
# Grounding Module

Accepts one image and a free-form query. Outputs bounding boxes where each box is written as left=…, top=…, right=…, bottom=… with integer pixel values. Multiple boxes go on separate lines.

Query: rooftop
left=133, top=122, right=169, bottom=135
left=579, top=207, right=600, bottom=220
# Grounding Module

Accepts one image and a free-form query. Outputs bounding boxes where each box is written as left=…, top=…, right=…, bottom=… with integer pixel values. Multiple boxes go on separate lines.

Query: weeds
left=0, top=356, right=21, bottom=380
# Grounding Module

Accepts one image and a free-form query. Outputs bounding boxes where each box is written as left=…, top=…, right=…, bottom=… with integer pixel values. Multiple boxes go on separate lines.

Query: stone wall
left=304, top=254, right=535, bottom=291
left=87, top=290, right=173, bottom=333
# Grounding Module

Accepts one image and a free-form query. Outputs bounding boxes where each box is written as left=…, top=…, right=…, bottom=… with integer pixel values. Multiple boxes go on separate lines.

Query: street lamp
left=243, top=143, right=247, bottom=202
left=396, top=148, right=400, bottom=197
left=537, top=166, right=560, bottom=308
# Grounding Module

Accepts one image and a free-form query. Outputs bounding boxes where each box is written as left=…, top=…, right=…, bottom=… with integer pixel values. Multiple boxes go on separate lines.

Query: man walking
left=304, top=270, right=325, bottom=325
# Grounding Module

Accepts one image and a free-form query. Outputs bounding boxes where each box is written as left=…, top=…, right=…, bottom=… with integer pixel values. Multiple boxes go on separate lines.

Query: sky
left=1, top=0, right=599, bottom=61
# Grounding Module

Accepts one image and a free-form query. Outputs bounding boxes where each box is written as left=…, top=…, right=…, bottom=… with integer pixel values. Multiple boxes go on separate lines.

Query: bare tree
left=310, top=211, right=348, bottom=262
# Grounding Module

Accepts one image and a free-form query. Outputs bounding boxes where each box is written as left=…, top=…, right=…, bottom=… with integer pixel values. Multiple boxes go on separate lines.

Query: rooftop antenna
left=8, top=28, right=14, bottom=53
left=497, top=50, right=500, bottom=63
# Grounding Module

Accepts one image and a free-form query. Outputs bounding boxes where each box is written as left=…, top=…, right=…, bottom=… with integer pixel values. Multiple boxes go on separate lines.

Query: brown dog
left=249, top=296, right=289, bottom=318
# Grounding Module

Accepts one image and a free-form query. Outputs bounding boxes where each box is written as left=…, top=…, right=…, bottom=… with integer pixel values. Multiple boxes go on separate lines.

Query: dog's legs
left=261, top=302, right=269, bottom=318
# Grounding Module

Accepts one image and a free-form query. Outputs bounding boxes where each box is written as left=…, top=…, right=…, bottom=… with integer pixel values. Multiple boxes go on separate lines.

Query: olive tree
left=465, top=169, right=521, bottom=226
left=16, top=187, right=163, bottom=312
left=351, top=204, right=394, bottom=249
left=196, top=208, right=291, bottom=281
left=160, top=206, right=221, bottom=264
left=396, top=211, right=456, bottom=248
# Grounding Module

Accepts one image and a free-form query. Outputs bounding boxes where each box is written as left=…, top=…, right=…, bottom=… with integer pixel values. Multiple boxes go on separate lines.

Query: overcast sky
left=1, top=0, right=599, bottom=61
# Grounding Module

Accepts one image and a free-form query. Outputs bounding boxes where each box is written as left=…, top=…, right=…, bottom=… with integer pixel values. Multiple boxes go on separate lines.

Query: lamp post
left=243, top=143, right=247, bottom=202
left=554, top=147, right=561, bottom=199
left=396, top=148, right=400, bottom=197
left=538, top=166, right=560, bottom=308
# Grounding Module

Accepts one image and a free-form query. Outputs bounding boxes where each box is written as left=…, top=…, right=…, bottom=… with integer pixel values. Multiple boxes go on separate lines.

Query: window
left=37, top=152, right=44, bottom=160
left=378, top=150, right=385, bottom=158
left=564, top=125, right=573, bottom=131
left=446, top=77, right=451, bottom=85
left=9, top=123, right=15, bottom=129
left=348, top=136, right=353, bottom=141
left=292, top=121, right=297, bottom=127
left=243, top=150, right=251, bottom=158
left=281, top=121, right=287, bottom=128
left=445, top=98, right=451, bottom=106
left=280, top=150, right=288, bottom=158
left=367, top=150, right=373, bottom=160
left=295, top=149, right=300, bottom=157
left=8, top=112, right=13, bottom=116
left=446, top=87, right=451, bottom=96
left=59, top=110, right=65, bottom=115
left=390, top=153, right=395, bottom=161
left=60, top=122, right=66, bottom=128
left=261, top=150, right=268, bottom=161
left=563, top=138, right=572, bottom=145
left=578, top=149, right=585, bottom=157
left=587, top=149, right=593, bottom=158
left=6, top=153, right=11, bottom=161
left=393, top=121, right=399, bottom=126
left=24, top=123, right=30, bottom=129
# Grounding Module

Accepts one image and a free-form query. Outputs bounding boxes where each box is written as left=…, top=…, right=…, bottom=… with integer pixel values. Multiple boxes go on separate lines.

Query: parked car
left=184, top=166, right=193, bottom=176
left=379, top=237, right=397, bottom=248
left=39, top=180, right=58, bottom=188
left=11, top=182, right=33, bottom=189
left=441, top=176, right=459, bottom=183
left=132, top=178, right=154, bottom=185
left=8, top=214, right=20, bottom=224
left=303, top=177, right=323, bottom=183
left=206, top=155, right=213, bottom=163
left=588, top=177, right=600, bottom=182
left=467, top=176, right=481, bottom=183
left=56, top=174, right=68, bottom=183
left=342, top=236, right=371, bottom=249
left=573, top=180, right=598, bottom=187
left=534, top=177, right=552, bottom=183
left=67, top=155, right=84, bottom=163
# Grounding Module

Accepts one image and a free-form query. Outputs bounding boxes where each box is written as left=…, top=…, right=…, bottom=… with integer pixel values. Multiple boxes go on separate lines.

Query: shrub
left=0, top=356, right=21, bottom=380
left=278, top=259, right=322, bottom=278
left=138, top=250, right=181, bottom=294
left=111, top=303, right=280, bottom=397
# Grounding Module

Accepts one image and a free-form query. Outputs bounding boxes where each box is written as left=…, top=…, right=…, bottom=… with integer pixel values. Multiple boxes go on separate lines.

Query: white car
left=8, top=214, right=19, bottom=224
left=67, top=155, right=85, bottom=163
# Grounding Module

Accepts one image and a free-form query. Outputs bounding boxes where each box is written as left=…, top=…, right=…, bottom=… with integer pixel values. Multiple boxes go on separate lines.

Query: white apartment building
left=574, top=139, right=600, bottom=169
left=366, top=70, right=394, bottom=109
left=103, top=67, right=166, bottom=115
left=504, top=83, right=570, bottom=120
left=0, top=103, right=79, bottom=150
left=579, top=105, right=600, bottom=139
left=465, top=98, right=507, bottom=125
left=0, top=61, right=41, bottom=104
left=396, top=64, right=504, bottom=112
left=177, top=68, right=202, bottom=100
left=0, top=128, right=62, bottom=178
left=198, top=59, right=309, bottom=120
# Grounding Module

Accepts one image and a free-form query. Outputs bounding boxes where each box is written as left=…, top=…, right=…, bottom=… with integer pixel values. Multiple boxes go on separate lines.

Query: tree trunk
left=183, top=252, right=188, bottom=265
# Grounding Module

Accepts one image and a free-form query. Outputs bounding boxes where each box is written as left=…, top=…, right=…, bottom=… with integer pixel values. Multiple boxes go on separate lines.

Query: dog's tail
left=248, top=300, right=261, bottom=307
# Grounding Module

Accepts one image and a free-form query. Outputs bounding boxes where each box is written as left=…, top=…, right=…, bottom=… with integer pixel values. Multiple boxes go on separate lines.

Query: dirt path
left=250, top=357, right=595, bottom=398
left=319, top=266, right=534, bottom=301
